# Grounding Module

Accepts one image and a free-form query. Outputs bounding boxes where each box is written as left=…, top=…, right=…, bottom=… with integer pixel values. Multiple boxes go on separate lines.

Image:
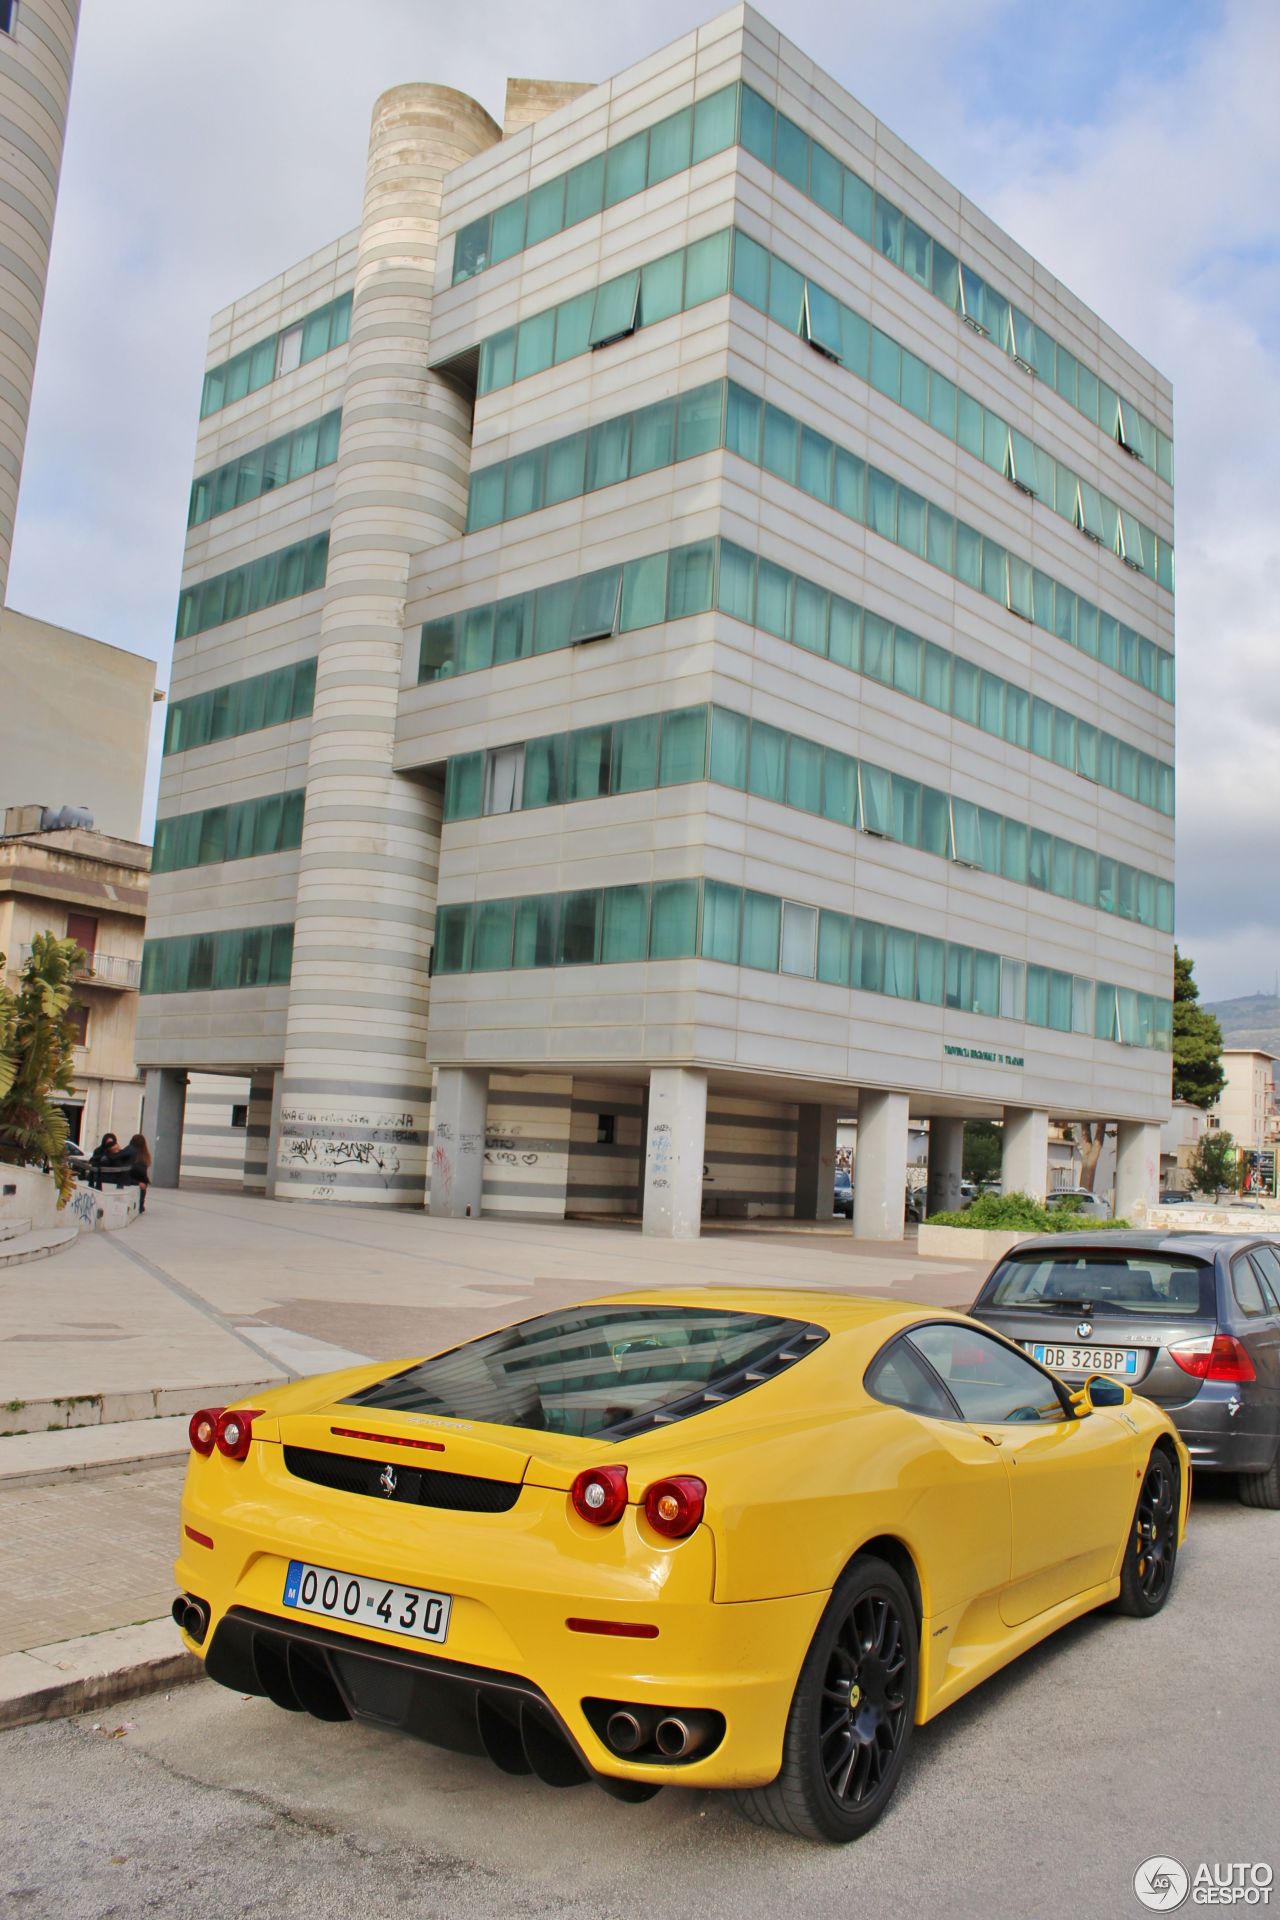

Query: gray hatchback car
left=970, top=1232, right=1280, bottom=1508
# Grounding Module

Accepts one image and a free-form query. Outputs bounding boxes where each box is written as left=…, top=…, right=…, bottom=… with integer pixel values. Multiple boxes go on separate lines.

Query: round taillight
left=188, top=1407, right=224, bottom=1456
left=643, top=1476, right=706, bottom=1540
left=214, top=1407, right=264, bottom=1461
left=570, top=1464, right=628, bottom=1525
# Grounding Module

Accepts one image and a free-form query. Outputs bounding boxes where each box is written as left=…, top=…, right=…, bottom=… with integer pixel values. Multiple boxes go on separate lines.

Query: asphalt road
left=3, top=1484, right=1276, bottom=1920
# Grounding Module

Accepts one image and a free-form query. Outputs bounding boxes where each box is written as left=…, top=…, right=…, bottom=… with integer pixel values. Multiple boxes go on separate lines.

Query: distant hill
left=1204, top=992, right=1280, bottom=1056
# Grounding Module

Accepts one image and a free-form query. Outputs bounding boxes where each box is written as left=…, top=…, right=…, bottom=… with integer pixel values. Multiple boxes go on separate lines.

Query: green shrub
left=926, top=1190, right=1129, bottom=1232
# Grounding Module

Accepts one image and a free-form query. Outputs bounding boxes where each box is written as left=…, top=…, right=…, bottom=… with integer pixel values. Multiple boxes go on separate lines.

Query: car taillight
left=214, top=1407, right=264, bottom=1460
left=570, top=1465, right=628, bottom=1525
left=188, top=1407, right=224, bottom=1456
left=1169, top=1335, right=1256, bottom=1383
left=643, top=1476, right=706, bottom=1539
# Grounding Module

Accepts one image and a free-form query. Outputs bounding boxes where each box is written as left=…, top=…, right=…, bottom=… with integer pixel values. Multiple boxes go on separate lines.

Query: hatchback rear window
left=343, top=1305, right=826, bottom=1440
left=979, top=1252, right=1214, bottom=1317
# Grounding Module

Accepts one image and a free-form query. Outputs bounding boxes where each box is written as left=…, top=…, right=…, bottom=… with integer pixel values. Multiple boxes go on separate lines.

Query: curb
left=0, top=1618, right=204, bottom=1731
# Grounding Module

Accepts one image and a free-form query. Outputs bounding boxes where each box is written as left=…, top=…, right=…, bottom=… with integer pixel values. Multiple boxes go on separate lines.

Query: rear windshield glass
left=342, top=1305, right=826, bottom=1440
left=980, top=1252, right=1213, bottom=1317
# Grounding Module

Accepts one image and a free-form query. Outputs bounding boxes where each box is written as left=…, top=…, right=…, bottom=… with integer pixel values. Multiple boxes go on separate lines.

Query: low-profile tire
left=1112, top=1446, right=1179, bottom=1617
left=731, top=1555, right=918, bottom=1844
left=1238, top=1447, right=1280, bottom=1510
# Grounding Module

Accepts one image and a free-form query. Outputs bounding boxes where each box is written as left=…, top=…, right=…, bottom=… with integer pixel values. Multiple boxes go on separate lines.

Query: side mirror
left=1069, top=1375, right=1132, bottom=1416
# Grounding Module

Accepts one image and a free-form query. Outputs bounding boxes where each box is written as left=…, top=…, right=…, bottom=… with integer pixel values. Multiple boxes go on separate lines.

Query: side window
left=1230, top=1256, right=1267, bottom=1318
left=1248, top=1246, right=1280, bottom=1312
left=907, top=1324, right=1066, bottom=1424
left=865, top=1337, right=956, bottom=1420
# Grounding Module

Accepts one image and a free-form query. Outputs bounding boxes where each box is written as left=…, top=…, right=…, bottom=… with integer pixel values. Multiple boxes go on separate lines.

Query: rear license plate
left=1026, top=1343, right=1138, bottom=1377
left=283, top=1560, right=451, bottom=1644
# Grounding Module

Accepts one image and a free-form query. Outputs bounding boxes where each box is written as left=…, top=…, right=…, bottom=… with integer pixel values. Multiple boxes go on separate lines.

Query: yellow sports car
left=173, top=1289, right=1189, bottom=1843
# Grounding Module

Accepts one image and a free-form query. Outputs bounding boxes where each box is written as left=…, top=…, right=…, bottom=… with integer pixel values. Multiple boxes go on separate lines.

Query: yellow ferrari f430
left=173, top=1290, right=1189, bottom=1842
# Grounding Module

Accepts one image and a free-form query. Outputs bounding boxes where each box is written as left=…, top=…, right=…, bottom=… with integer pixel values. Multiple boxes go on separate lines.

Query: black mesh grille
left=282, top=1446, right=521, bottom=1513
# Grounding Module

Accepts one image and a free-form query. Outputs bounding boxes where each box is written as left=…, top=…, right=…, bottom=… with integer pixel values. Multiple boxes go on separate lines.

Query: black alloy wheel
left=817, top=1590, right=910, bottom=1808
left=1114, top=1448, right=1179, bottom=1616
left=732, top=1556, right=918, bottom=1843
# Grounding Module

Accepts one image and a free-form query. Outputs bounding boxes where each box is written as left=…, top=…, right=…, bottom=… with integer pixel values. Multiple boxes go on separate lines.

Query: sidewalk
left=0, top=1190, right=989, bottom=1727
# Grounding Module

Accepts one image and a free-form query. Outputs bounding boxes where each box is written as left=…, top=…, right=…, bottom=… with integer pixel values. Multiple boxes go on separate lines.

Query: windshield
left=342, top=1305, right=826, bottom=1440
left=980, top=1252, right=1214, bottom=1317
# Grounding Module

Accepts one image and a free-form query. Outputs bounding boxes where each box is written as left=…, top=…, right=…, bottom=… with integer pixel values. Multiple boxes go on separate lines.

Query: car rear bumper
left=174, top=1451, right=826, bottom=1791
left=1161, top=1384, right=1278, bottom=1475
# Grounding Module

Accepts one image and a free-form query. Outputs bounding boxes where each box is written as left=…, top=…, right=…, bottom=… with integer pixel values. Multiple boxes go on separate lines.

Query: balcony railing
left=17, top=944, right=140, bottom=990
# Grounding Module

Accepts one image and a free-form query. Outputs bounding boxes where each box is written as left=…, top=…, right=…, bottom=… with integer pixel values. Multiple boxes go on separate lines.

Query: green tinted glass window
left=649, top=881, right=698, bottom=959
left=600, top=886, right=649, bottom=963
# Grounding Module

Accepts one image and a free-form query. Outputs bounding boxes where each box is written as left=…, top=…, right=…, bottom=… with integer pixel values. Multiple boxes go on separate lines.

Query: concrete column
left=1002, top=1107, right=1049, bottom=1201
left=1115, top=1120, right=1161, bottom=1220
left=794, top=1103, right=840, bottom=1219
left=642, top=1069, right=707, bottom=1239
left=852, top=1090, right=910, bottom=1241
left=264, top=1072, right=285, bottom=1202
left=242, top=1071, right=275, bottom=1194
left=274, top=83, right=501, bottom=1207
left=142, top=1069, right=187, bottom=1189
left=429, top=1069, right=489, bottom=1219
left=926, top=1117, right=966, bottom=1218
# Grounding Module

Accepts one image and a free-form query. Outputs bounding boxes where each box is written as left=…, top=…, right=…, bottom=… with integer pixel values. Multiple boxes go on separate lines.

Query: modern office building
left=0, top=0, right=78, bottom=606
left=137, top=6, right=1175, bottom=1237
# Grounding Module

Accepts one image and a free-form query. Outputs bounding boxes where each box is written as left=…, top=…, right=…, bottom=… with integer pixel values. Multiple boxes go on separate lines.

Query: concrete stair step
left=0, top=1376, right=285, bottom=1437
left=0, top=1226, right=79, bottom=1269
left=0, top=1415, right=191, bottom=1488
left=0, top=1218, right=33, bottom=1242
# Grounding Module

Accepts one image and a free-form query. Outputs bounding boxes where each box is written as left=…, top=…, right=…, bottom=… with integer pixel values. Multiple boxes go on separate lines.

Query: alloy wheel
left=817, top=1590, right=910, bottom=1807
left=1134, top=1453, right=1177, bottom=1603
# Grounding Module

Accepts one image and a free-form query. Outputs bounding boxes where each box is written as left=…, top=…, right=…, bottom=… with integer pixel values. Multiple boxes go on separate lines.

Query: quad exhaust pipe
left=600, top=1702, right=723, bottom=1761
left=171, top=1594, right=210, bottom=1645
left=654, top=1713, right=716, bottom=1759
left=605, top=1709, right=649, bottom=1754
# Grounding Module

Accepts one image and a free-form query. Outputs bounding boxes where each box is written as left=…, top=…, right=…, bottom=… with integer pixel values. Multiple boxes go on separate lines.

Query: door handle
left=981, top=1432, right=1003, bottom=1447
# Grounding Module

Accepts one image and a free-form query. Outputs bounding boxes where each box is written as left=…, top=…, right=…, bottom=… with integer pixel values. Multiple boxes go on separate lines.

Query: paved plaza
left=0, top=1193, right=985, bottom=1660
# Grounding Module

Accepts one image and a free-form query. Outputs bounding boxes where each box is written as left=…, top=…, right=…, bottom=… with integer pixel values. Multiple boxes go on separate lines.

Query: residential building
left=1209, top=1049, right=1280, bottom=1156
left=0, top=610, right=156, bottom=841
left=137, top=7, right=1175, bottom=1237
left=0, top=803, right=148, bottom=1147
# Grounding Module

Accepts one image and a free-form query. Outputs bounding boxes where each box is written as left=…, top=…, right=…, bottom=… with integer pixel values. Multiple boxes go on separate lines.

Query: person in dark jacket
left=100, top=1133, right=152, bottom=1212
left=86, top=1133, right=118, bottom=1189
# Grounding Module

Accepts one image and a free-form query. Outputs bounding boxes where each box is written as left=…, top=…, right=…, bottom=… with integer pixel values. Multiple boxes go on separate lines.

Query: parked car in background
left=1159, top=1190, right=1195, bottom=1205
left=1047, top=1188, right=1113, bottom=1221
left=970, top=1232, right=1280, bottom=1508
left=833, top=1170, right=853, bottom=1218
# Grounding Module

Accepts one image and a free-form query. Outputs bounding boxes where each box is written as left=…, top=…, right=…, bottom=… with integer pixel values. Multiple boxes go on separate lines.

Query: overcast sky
left=8, top=0, right=1277, bottom=1003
